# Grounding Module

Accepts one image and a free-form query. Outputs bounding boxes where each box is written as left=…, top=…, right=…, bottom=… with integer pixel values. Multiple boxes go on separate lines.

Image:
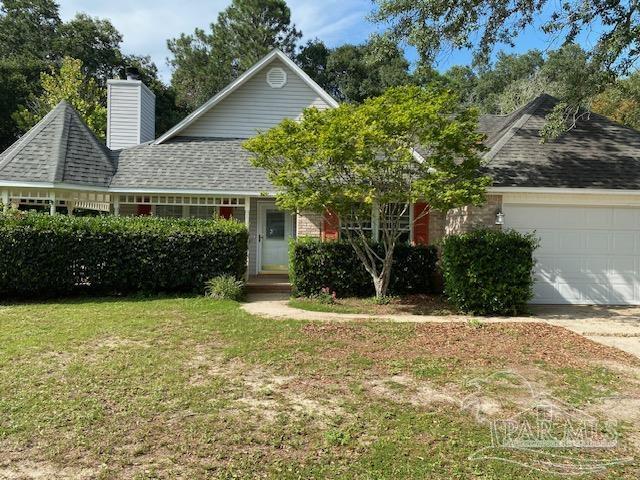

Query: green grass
left=0, top=296, right=637, bottom=479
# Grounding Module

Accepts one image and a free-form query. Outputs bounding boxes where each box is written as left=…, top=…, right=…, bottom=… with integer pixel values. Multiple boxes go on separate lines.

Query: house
left=1, top=50, right=640, bottom=305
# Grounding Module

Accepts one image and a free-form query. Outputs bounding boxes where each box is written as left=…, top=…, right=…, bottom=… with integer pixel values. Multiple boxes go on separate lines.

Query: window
left=155, top=205, right=183, bottom=218
left=340, top=206, right=373, bottom=239
left=338, top=203, right=412, bottom=243
left=266, top=210, right=285, bottom=239
left=190, top=205, right=216, bottom=219
left=379, top=203, right=411, bottom=244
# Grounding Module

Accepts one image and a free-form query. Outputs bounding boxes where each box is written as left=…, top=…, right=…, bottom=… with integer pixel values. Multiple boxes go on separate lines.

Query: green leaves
left=245, top=85, right=490, bottom=217
left=0, top=213, right=248, bottom=298
left=12, top=57, right=107, bottom=139
left=290, top=239, right=438, bottom=298
left=441, top=229, right=539, bottom=315
left=167, top=0, right=301, bottom=110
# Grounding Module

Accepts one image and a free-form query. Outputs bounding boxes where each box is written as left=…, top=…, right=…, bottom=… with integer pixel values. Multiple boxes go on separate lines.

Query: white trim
left=0, top=180, right=278, bottom=197
left=154, top=49, right=339, bottom=144
left=489, top=187, right=640, bottom=196
left=109, top=187, right=275, bottom=196
left=0, top=180, right=110, bottom=192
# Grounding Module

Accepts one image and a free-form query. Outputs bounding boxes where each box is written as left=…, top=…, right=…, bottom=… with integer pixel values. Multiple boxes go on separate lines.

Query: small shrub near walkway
left=0, top=212, right=248, bottom=298
left=441, top=229, right=538, bottom=315
left=289, top=238, right=439, bottom=298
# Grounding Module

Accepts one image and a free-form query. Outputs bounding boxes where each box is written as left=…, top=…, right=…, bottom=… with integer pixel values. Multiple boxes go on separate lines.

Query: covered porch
left=1, top=186, right=298, bottom=277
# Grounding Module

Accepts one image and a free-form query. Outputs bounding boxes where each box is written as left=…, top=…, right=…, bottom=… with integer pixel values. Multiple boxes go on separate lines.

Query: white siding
left=140, top=85, right=156, bottom=143
left=180, top=59, right=331, bottom=139
left=107, top=80, right=155, bottom=149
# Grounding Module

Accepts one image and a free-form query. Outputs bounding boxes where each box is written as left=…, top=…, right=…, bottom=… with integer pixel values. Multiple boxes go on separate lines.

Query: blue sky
left=57, top=0, right=602, bottom=83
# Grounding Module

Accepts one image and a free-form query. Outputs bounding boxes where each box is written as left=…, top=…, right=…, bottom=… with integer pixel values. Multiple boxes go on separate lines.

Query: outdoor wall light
left=495, top=211, right=505, bottom=225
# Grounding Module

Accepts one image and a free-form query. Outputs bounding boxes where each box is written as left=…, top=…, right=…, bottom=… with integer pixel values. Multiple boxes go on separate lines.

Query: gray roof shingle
left=2, top=95, right=640, bottom=193
left=109, top=137, right=274, bottom=192
left=482, top=94, right=640, bottom=189
left=0, top=101, right=115, bottom=187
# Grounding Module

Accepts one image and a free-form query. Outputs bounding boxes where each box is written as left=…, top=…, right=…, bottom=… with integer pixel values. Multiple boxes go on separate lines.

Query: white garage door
left=504, top=204, right=640, bottom=305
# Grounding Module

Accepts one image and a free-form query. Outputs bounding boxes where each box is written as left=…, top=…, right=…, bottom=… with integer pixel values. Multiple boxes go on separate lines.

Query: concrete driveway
left=531, top=305, right=640, bottom=358
left=243, top=295, right=640, bottom=358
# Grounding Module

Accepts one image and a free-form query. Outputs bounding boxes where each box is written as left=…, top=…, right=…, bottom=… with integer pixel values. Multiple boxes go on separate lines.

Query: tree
left=0, top=0, right=60, bottom=149
left=473, top=51, right=544, bottom=113
left=55, top=13, right=123, bottom=83
left=168, top=0, right=301, bottom=109
left=0, top=0, right=60, bottom=60
left=371, top=0, right=639, bottom=137
left=296, top=38, right=411, bottom=103
left=592, top=71, right=640, bottom=131
left=295, top=39, right=334, bottom=94
left=13, top=57, right=107, bottom=139
left=245, top=86, right=489, bottom=298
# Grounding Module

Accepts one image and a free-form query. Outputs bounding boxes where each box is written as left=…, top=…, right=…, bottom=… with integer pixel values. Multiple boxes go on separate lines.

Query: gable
left=178, top=58, right=333, bottom=139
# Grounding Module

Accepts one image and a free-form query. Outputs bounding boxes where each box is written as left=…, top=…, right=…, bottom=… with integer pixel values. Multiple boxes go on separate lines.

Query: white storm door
left=258, top=202, right=292, bottom=272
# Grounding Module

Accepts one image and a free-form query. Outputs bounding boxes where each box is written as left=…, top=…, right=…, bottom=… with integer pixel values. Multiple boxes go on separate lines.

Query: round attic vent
left=266, top=67, right=287, bottom=88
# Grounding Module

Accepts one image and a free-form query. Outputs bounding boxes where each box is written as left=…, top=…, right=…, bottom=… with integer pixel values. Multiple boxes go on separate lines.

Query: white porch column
left=244, top=197, right=251, bottom=280
left=113, top=196, right=120, bottom=216
left=1, top=189, right=9, bottom=213
left=371, top=201, right=380, bottom=242
left=67, top=201, right=75, bottom=216
left=49, top=192, right=56, bottom=216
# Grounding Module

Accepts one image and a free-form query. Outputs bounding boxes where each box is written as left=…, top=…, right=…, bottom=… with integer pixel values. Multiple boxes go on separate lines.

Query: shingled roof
left=482, top=94, right=640, bottom=189
left=2, top=95, right=640, bottom=193
left=110, top=136, right=274, bottom=192
left=0, top=101, right=115, bottom=187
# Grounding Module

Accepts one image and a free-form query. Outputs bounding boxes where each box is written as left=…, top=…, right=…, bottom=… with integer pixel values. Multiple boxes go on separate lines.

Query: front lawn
left=0, top=297, right=639, bottom=479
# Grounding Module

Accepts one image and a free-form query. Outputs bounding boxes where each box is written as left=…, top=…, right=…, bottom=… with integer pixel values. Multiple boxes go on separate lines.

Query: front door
left=258, top=202, right=293, bottom=272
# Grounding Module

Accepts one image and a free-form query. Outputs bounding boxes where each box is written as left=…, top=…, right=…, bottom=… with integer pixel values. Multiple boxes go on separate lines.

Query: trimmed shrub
left=0, top=213, right=248, bottom=298
left=441, top=229, right=538, bottom=315
left=205, top=275, right=245, bottom=301
left=290, top=238, right=438, bottom=298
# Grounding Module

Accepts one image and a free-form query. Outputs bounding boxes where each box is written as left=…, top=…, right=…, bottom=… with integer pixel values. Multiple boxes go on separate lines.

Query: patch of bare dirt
left=0, top=445, right=98, bottom=480
left=303, top=322, right=640, bottom=368
left=186, top=346, right=344, bottom=422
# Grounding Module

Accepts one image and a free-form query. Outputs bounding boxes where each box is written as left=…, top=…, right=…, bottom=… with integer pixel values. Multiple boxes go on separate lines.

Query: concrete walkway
left=242, top=294, right=640, bottom=357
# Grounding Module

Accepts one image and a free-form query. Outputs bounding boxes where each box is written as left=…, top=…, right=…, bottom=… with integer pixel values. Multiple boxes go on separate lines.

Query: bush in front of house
left=289, top=238, right=438, bottom=298
left=205, top=275, right=245, bottom=301
left=0, top=212, right=248, bottom=298
left=441, top=229, right=538, bottom=315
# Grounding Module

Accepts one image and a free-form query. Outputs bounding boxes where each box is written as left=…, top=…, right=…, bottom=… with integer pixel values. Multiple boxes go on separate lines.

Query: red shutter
left=322, top=208, right=340, bottom=241
left=413, top=202, right=429, bottom=245
left=219, top=207, right=234, bottom=219
left=137, top=204, right=152, bottom=216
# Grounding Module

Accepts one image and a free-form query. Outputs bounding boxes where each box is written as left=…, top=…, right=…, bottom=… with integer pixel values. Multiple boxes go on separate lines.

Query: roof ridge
left=483, top=95, right=547, bottom=163
left=53, top=105, right=71, bottom=182
left=0, top=102, right=66, bottom=172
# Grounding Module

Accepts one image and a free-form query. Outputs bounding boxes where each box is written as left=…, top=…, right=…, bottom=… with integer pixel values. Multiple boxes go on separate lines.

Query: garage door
left=504, top=204, right=640, bottom=305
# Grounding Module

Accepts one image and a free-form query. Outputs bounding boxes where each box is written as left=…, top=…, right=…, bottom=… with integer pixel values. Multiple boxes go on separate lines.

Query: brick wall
left=428, top=210, right=446, bottom=244
left=445, top=194, right=503, bottom=235
left=296, top=211, right=322, bottom=237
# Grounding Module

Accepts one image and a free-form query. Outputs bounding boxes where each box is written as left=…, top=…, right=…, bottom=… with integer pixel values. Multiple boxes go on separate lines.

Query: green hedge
left=290, top=238, right=438, bottom=297
left=441, top=229, right=538, bottom=315
left=0, top=213, right=248, bottom=298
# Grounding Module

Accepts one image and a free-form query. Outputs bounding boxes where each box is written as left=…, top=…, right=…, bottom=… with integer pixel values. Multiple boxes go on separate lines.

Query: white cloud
left=57, top=0, right=377, bottom=82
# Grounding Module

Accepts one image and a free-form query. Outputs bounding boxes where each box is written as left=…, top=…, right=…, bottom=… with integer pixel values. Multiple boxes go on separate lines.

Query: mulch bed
left=302, top=322, right=640, bottom=369
left=333, top=294, right=457, bottom=315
